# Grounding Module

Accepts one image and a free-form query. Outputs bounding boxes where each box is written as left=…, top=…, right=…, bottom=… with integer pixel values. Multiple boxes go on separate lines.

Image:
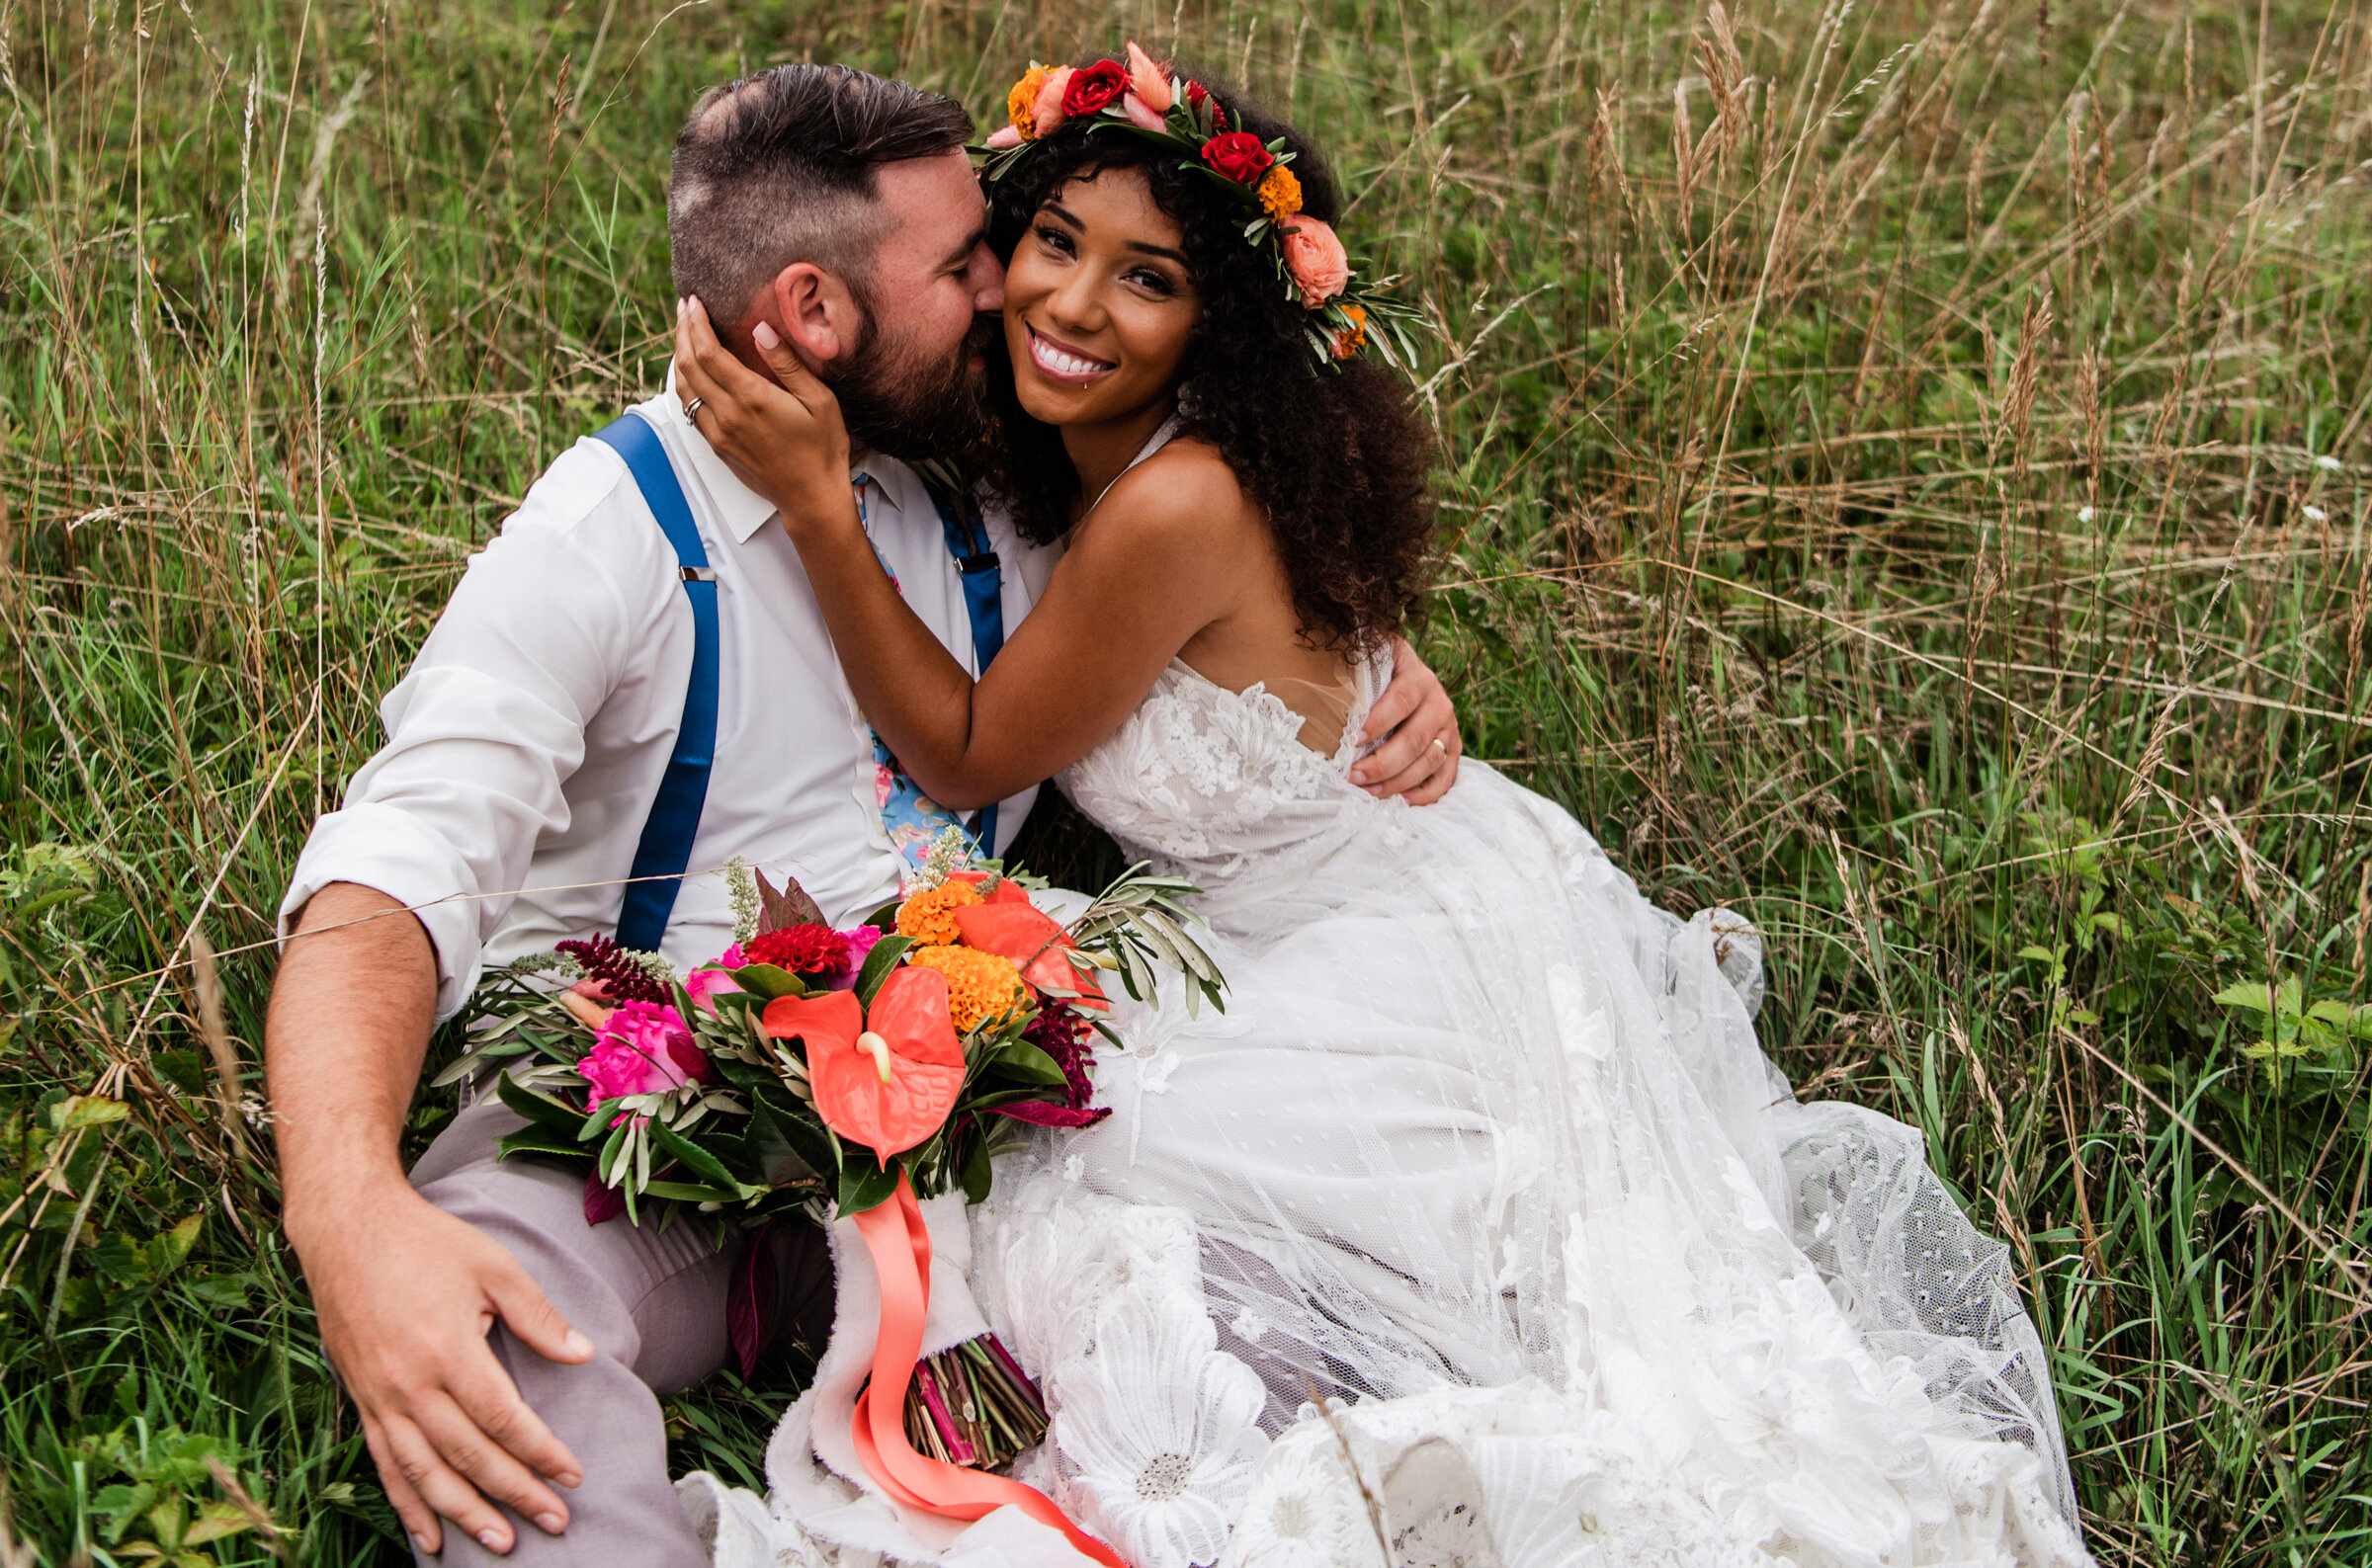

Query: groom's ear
left=753, top=261, right=859, bottom=383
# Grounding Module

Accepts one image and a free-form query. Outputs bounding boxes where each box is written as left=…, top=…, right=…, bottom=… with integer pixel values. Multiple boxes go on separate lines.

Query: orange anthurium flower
left=951, top=902, right=1109, bottom=1011
left=763, top=970, right=966, bottom=1164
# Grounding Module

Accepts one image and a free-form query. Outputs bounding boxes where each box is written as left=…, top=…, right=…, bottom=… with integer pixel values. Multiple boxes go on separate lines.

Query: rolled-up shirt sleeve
left=280, top=448, right=659, bottom=1020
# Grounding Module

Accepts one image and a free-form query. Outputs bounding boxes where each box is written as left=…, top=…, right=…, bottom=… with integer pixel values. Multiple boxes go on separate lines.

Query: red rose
left=1200, top=130, right=1273, bottom=186
left=741, top=923, right=854, bottom=978
left=1184, top=80, right=1227, bottom=128
left=1060, top=58, right=1130, bottom=118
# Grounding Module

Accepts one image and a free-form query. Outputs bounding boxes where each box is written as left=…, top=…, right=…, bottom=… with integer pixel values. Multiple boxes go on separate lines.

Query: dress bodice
left=1059, top=655, right=1391, bottom=913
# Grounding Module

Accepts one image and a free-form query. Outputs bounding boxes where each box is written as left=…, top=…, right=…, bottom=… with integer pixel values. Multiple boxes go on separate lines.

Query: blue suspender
left=591, top=412, right=719, bottom=952
left=924, top=483, right=1007, bottom=855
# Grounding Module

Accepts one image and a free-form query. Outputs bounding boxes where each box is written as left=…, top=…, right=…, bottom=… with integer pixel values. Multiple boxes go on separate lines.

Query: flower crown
left=981, top=43, right=1414, bottom=371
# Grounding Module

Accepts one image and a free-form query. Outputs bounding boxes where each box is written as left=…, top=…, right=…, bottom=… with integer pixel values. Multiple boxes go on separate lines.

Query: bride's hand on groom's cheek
left=1351, top=638, right=1462, bottom=805
left=673, top=295, right=855, bottom=532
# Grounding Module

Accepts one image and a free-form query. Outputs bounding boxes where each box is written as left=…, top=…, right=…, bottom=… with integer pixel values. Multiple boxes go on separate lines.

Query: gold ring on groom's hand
left=684, top=396, right=706, bottom=420
left=1432, top=736, right=1450, bottom=755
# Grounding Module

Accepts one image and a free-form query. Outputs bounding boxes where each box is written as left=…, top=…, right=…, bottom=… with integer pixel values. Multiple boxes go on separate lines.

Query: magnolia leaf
left=961, top=1133, right=995, bottom=1204
left=754, top=869, right=827, bottom=934
left=983, top=1041, right=1069, bottom=1088
left=495, top=1129, right=584, bottom=1161
left=640, top=1179, right=745, bottom=1205
left=496, top=1072, right=586, bottom=1133
left=854, top=935, right=914, bottom=1008
left=648, top=1117, right=738, bottom=1191
left=729, top=963, right=808, bottom=1001
left=837, top=1158, right=902, bottom=1216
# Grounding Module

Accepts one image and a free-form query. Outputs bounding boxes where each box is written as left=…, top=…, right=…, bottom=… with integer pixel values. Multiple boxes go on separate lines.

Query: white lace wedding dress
left=686, top=646, right=2092, bottom=1568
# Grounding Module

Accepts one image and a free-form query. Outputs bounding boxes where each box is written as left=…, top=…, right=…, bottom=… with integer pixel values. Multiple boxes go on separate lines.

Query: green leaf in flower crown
left=495, top=1071, right=586, bottom=1134
left=854, top=935, right=914, bottom=1008
left=837, top=1158, right=902, bottom=1215
left=730, top=963, right=808, bottom=1001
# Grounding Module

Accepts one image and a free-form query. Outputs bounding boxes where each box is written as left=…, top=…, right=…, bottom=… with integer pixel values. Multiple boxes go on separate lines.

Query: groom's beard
left=829, top=309, right=995, bottom=464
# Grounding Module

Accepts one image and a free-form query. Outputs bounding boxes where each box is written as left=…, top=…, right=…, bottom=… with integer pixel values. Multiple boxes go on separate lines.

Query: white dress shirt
left=281, top=385, right=1053, bottom=1021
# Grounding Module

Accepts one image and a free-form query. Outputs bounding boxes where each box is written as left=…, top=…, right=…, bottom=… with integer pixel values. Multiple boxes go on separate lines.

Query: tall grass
left=4, top=0, right=2370, bottom=1560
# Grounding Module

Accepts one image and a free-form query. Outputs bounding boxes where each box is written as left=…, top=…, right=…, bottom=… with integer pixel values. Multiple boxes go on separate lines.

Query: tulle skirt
left=978, top=763, right=2090, bottom=1566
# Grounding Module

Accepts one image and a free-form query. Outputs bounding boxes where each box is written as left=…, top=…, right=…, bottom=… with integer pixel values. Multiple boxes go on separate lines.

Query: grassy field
left=5, top=0, right=2371, bottom=1560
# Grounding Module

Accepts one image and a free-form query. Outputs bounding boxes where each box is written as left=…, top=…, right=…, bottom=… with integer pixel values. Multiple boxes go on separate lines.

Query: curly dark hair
left=979, top=66, right=1437, bottom=655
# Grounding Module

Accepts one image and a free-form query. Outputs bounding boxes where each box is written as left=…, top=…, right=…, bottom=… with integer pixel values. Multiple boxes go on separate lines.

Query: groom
left=266, top=62, right=1462, bottom=1566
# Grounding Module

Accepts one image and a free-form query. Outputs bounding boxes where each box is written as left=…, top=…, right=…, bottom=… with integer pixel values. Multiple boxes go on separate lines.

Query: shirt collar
left=652, top=368, right=795, bottom=545
left=651, top=369, right=926, bottom=545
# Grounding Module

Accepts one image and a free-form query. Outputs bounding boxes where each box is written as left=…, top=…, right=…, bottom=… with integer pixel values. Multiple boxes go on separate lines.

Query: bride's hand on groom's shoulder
left=1351, top=638, right=1463, bottom=806
left=674, top=295, right=856, bottom=536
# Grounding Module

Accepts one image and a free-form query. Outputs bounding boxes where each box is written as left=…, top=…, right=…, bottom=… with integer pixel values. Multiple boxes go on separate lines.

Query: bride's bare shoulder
left=1081, top=437, right=1262, bottom=550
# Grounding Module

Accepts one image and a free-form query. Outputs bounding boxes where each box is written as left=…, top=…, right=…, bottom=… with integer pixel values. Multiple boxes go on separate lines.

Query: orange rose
left=1281, top=216, right=1350, bottom=306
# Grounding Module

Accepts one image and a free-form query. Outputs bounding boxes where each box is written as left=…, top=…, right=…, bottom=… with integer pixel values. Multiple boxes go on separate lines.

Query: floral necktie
left=851, top=473, right=980, bottom=883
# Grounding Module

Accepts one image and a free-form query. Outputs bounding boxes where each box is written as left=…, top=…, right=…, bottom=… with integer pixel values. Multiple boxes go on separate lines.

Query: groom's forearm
left=268, top=881, right=440, bottom=1240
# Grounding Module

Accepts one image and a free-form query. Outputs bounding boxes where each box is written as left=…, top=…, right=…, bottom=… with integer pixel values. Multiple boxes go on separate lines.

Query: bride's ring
left=683, top=396, right=707, bottom=421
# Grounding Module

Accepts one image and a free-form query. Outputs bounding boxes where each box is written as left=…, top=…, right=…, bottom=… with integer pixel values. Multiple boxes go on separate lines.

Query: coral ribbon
left=849, top=1174, right=1125, bottom=1567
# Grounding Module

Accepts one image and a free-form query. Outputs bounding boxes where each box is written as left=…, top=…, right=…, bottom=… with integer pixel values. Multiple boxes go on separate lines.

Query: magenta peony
left=578, top=1001, right=711, bottom=1108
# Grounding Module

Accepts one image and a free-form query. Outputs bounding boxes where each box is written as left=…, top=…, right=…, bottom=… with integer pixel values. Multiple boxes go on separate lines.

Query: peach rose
left=985, top=124, right=1023, bottom=148
left=1281, top=216, right=1350, bottom=306
left=1125, top=41, right=1174, bottom=112
left=1033, top=66, right=1075, bottom=135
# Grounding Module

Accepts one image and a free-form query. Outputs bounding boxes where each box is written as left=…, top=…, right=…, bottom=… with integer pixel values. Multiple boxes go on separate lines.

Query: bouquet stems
left=895, top=1333, right=1050, bottom=1471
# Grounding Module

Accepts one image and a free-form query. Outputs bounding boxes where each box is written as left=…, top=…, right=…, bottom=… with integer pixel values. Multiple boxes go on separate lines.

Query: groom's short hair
left=669, top=64, right=972, bottom=329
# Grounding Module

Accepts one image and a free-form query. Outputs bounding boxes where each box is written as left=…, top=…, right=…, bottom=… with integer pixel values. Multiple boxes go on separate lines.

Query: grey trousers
left=405, top=1090, right=832, bottom=1566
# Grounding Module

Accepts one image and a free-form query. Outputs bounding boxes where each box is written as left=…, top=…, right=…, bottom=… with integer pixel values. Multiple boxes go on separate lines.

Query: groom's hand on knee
left=302, top=1188, right=593, bottom=1556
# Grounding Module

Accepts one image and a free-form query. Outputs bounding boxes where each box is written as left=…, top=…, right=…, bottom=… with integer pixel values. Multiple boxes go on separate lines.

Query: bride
left=672, top=49, right=2091, bottom=1568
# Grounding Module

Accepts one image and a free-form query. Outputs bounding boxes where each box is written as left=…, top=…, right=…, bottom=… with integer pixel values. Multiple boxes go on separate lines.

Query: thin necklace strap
left=1085, top=413, right=1185, bottom=518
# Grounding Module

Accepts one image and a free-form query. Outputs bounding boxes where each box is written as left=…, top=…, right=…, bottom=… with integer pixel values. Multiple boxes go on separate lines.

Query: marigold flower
left=1330, top=303, right=1369, bottom=360
left=908, top=945, right=1028, bottom=1032
left=896, top=878, right=982, bottom=947
left=1256, top=166, right=1303, bottom=220
left=1008, top=64, right=1053, bottom=138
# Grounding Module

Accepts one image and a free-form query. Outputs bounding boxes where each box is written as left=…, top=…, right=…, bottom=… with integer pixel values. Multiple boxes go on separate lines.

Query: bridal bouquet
left=436, top=845, right=1221, bottom=1488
